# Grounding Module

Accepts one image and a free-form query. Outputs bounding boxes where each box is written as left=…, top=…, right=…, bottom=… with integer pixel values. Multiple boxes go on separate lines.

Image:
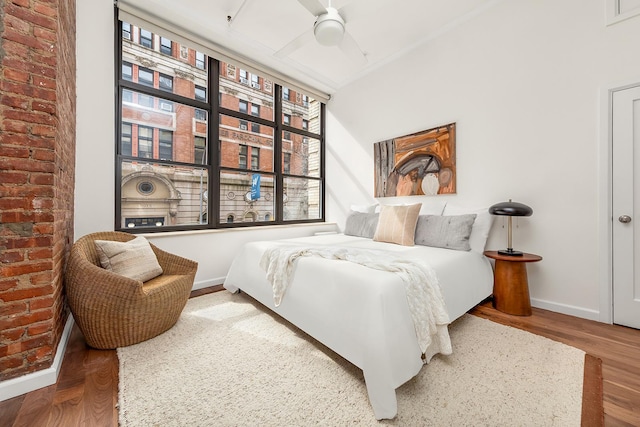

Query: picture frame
left=374, top=122, right=456, bottom=197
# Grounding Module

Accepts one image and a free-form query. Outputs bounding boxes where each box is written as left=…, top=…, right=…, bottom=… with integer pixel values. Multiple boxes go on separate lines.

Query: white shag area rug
left=118, top=291, right=584, bottom=426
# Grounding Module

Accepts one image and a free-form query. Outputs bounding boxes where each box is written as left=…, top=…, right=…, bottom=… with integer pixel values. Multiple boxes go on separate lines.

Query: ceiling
left=124, top=0, right=498, bottom=95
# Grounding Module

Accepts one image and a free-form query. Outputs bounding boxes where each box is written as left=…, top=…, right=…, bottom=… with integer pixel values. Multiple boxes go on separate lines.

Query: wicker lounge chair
left=65, top=231, right=197, bottom=349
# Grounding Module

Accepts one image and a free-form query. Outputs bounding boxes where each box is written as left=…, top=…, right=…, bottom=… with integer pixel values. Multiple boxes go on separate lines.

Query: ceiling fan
left=275, top=0, right=369, bottom=65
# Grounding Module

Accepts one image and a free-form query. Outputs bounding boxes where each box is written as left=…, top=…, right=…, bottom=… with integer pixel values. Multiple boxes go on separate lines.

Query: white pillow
left=373, top=203, right=422, bottom=246
left=350, top=203, right=378, bottom=214
left=442, top=205, right=493, bottom=254
left=94, top=236, right=163, bottom=282
left=372, top=200, right=445, bottom=215
left=419, top=200, right=447, bottom=215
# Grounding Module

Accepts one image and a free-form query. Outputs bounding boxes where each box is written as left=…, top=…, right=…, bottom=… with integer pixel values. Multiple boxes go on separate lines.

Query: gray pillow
left=414, top=214, right=477, bottom=251
left=344, top=211, right=379, bottom=239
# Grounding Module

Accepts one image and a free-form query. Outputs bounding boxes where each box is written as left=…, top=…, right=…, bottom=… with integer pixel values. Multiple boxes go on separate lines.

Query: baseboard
left=0, top=314, right=75, bottom=402
left=192, top=276, right=225, bottom=291
left=531, top=298, right=600, bottom=322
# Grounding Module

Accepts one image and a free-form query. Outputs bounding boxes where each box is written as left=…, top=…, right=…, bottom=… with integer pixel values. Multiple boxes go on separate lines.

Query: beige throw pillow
left=94, top=236, right=163, bottom=282
left=373, top=203, right=422, bottom=246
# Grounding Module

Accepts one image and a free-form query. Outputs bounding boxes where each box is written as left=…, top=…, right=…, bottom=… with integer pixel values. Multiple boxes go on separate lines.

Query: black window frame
left=239, top=99, right=248, bottom=114
left=137, top=125, right=154, bottom=159
left=195, top=85, right=206, bottom=101
left=137, top=93, right=153, bottom=108
left=195, top=108, right=207, bottom=121
left=116, top=16, right=325, bottom=233
left=159, top=73, right=173, bottom=92
left=238, top=144, right=248, bottom=170
left=121, top=122, right=132, bottom=156
left=159, top=129, right=173, bottom=161
left=250, top=104, right=260, bottom=118
left=160, top=36, right=172, bottom=55
left=138, top=66, right=154, bottom=87
left=122, top=22, right=131, bottom=40
left=195, top=51, right=206, bottom=70
left=239, top=68, right=249, bottom=84
left=251, top=146, right=260, bottom=171
left=122, top=88, right=133, bottom=103
left=139, top=28, right=152, bottom=48
left=122, top=61, right=133, bottom=81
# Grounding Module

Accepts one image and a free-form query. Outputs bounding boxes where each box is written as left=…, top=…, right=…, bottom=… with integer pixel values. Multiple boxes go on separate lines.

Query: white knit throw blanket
left=259, top=246, right=451, bottom=357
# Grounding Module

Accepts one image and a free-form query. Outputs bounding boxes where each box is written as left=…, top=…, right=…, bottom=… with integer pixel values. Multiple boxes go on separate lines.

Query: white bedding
left=259, top=245, right=452, bottom=356
left=223, top=234, right=493, bottom=420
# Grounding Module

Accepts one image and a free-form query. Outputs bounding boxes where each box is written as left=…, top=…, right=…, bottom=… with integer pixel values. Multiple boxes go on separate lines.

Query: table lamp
left=489, top=199, right=533, bottom=256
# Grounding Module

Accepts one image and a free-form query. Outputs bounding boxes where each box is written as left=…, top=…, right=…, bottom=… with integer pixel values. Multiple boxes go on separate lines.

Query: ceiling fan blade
left=275, top=28, right=315, bottom=58
left=297, top=0, right=327, bottom=17
left=339, top=31, right=367, bottom=66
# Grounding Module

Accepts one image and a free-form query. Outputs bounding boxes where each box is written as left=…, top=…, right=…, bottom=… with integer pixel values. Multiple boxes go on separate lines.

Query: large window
left=117, top=20, right=324, bottom=231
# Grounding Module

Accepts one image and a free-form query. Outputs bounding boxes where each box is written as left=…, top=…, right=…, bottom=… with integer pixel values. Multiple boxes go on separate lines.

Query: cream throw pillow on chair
left=373, top=203, right=422, bottom=246
left=94, top=236, right=163, bottom=282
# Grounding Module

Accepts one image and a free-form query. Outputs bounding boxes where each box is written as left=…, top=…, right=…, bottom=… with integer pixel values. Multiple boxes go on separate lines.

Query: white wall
left=76, top=0, right=114, bottom=237
left=326, top=0, right=640, bottom=320
left=75, top=0, right=336, bottom=289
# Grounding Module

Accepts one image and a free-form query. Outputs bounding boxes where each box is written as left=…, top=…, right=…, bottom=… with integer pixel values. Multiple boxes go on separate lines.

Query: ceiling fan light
left=314, top=9, right=345, bottom=46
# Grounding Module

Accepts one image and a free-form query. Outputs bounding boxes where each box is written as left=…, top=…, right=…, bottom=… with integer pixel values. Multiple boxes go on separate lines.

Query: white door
left=612, top=85, right=640, bottom=329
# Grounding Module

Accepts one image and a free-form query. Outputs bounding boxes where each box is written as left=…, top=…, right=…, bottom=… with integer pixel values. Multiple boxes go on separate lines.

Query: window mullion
left=274, top=85, right=283, bottom=224
left=210, top=58, right=220, bottom=227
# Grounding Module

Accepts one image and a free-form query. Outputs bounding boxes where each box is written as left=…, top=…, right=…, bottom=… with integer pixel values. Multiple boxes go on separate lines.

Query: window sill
left=139, top=221, right=338, bottom=239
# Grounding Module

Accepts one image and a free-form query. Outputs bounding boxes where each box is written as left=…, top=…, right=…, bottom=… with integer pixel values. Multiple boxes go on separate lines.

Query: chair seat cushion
left=95, top=236, right=163, bottom=282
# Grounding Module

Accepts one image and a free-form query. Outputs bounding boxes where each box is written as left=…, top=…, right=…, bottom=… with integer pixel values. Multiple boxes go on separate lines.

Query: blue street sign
left=251, top=174, right=261, bottom=200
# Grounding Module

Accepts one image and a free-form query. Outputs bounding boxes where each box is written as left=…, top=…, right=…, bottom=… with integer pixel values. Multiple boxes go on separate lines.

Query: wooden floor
left=1, top=291, right=639, bottom=426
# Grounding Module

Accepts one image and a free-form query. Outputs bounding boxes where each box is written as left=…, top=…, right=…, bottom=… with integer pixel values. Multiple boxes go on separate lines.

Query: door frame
left=598, top=78, right=640, bottom=324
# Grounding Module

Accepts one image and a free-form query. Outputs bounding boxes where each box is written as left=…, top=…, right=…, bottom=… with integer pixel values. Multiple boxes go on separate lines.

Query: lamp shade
left=489, top=201, right=533, bottom=217
left=489, top=200, right=533, bottom=256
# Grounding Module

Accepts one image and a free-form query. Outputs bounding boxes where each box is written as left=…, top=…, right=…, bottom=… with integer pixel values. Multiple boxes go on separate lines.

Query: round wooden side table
left=483, top=251, right=542, bottom=316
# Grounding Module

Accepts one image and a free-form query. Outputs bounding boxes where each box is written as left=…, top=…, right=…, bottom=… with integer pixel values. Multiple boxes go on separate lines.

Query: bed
left=223, top=204, right=494, bottom=420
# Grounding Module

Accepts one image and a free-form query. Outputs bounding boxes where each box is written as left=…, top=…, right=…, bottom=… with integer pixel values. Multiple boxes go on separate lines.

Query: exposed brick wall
left=0, top=0, right=76, bottom=381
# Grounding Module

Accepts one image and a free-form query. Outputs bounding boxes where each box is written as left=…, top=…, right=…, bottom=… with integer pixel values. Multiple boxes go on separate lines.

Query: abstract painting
left=374, top=123, right=456, bottom=197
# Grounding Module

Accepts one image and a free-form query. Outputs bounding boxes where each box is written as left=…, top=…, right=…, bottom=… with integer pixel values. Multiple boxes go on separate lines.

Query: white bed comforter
left=224, top=234, right=494, bottom=420
left=259, top=245, right=451, bottom=356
